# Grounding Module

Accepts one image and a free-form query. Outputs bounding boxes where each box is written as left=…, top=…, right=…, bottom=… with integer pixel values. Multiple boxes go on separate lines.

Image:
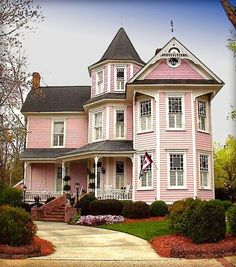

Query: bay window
left=140, top=99, right=152, bottom=132
left=198, top=100, right=208, bottom=131
left=94, top=112, right=102, bottom=141
left=115, top=110, right=125, bottom=139
left=115, top=66, right=126, bottom=91
left=168, top=97, right=183, bottom=129
left=199, top=154, right=210, bottom=188
left=139, top=154, right=152, bottom=188
left=169, top=153, right=185, bottom=187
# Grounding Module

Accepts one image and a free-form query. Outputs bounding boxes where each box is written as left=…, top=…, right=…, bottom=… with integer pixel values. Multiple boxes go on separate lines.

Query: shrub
left=222, top=200, right=233, bottom=211
left=0, top=187, right=23, bottom=207
left=122, top=201, right=149, bottom=219
left=70, top=214, right=81, bottom=224
left=77, top=215, right=124, bottom=226
left=63, top=175, right=71, bottom=182
left=189, top=201, right=226, bottom=243
left=120, top=200, right=133, bottom=208
left=149, top=200, right=168, bottom=216
left=0, top=205, right=37, bottom=246
left=89, top=199, right=123, bottom=215
left=227, top=205, right=236, bottom=236
left=19, top=202, right=32, bottom=213
left=215, top=187, right=229, bottom=201
left=76, top=193, right=97, bottom=215
left=63, top=184, right=71, bottom=192
left=45, top=196, right=55, bottom=204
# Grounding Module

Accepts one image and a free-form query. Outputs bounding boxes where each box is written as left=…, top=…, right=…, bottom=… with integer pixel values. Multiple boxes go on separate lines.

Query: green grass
left=99, top=219, right=174, bottom=241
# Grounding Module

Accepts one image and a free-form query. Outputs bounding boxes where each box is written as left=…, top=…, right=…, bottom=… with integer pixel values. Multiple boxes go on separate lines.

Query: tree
left=214, top=135, right=236, bottom=201
left=0, top=0, right=43, bottom=185
left=221, top=0, right=236, bottom=28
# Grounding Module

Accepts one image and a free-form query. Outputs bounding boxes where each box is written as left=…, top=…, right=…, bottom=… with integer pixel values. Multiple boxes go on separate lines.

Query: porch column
left=61, top=161, right=65, bottom=194
left=130, top=156, right=135, bottom=201
left=94, top=156, right=99, bottom=198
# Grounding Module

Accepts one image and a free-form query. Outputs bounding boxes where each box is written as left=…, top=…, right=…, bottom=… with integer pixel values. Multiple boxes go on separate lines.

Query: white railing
left=97, top=189, right=132, bottom=200
left=25, top=191, right=62, bottom=202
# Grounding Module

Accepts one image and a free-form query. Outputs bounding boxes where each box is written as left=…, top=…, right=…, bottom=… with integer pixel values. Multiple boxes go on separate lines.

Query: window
left=168, top=97, right=183, bottom=128
left=116, top=161, right=124, bottom=189
left=198, top=100, right=208, bottom=131
left=96, top=69, right=104, bottom=94
left=115, top=110, right=125, bottom=138
left=169, top=154, right=184, bottom=187
left=200, top=154, right=209, bottom=188
left=140, top=100, right=152, bottom=131
left=115, top=66, right=125, bottom=91
left=140, top=155, right=152, bottom=188
left=94, top=112, right=102, bottom=141
left=53, top=121, right=64, bottom=147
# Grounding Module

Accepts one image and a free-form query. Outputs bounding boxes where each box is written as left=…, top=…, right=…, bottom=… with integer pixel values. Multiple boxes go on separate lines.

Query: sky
left=22, top=0, right=236, bottom=144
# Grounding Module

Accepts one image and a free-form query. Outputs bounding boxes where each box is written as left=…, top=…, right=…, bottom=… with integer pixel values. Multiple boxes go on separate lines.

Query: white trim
left=165, top=93, right=185, bottom=130
left=138, top=152, right=153, bottom=189
left=167, top=150, right=187, bottom=189
left=114, top=107, right=126, bottom=140
left=107, top=64, right=111, bottom=92
left=95, top=68, right=104, bottom=95
left=191, top=94, right=197, bottom=198
left=198, top=152, right=211, bottom=190
left=137, top=97, right=154, bottom=133
left=106, top=106, right=109, bottom=139
left=51, top=119, right=66, bottom=148
left=156, top=92, right=161, bottom=200
left=114, top=65, right=127, bottom=92
left=130, top=63, right=134, bottom=78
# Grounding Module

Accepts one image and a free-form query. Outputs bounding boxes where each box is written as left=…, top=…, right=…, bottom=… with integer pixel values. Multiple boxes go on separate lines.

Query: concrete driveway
left=19, top=221, right=232, bottom=267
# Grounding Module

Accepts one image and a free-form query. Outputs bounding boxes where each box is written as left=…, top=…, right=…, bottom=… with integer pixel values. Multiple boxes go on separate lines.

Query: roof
left=63, top=140, right=134, bottom=157
left=20, top=148, right=75, bottom=160
left=21, top=86, right=91, bottom=113
left=130, top=79, right=220, bottom=85
left=84, top=93, right=126, bottom=105
left=90, top=28, right=145, bottom=67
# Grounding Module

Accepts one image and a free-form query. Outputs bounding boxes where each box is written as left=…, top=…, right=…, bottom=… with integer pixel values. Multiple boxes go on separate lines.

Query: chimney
left=32, top=72, right=41, bottom=89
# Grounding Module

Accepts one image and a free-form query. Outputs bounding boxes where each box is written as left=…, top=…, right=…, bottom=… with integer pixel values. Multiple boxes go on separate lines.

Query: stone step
left=43, top=217, right=65, bottom=222
left=50, top=211, right=65, bottom=216
left=44, top=214, right=65, bottom=220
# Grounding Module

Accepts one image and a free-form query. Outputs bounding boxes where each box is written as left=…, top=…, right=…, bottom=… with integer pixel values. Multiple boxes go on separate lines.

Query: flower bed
left=150, top=234, right=236, bottom=259
left=0, top=236, right=54, bottom=259
left=77, top=215, right=124, bottom=226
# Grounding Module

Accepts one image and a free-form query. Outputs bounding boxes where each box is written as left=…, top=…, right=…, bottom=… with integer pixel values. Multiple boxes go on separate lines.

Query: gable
left=129, top=37, right=223, bottom=84
left=145, top=60, right=204, bottom=80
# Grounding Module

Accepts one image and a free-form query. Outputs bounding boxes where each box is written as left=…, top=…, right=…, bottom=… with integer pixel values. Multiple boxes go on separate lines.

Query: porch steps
left=43, top=204, right=66, bottom=222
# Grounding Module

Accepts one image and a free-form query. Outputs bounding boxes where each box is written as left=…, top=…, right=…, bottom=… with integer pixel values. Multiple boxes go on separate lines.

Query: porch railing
left=97, top=189, right=132, bottom=200
left=25, top=191, right=62, bottom=202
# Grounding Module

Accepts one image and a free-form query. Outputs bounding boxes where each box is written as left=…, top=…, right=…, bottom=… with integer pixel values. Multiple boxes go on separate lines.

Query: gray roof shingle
left=84, top=93, right=126, bottom=105
left=91, top=28, right=145, bottom=66
left=20, top=148, right=75, bottom=159
left=21, top=86, right=91, bottom=113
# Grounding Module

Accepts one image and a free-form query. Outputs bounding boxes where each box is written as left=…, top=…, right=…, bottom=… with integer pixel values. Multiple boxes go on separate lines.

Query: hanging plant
left=63, top=184, right=71, bottom=192
left=88, top=182, right=95, bottom=189
left=63, top=175, right=71, bottom=182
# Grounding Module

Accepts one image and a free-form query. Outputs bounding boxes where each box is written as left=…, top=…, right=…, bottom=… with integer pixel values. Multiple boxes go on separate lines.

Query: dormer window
left=115, top=66, right=126, bottom=91
left=96, top=69, right=104, bottom=94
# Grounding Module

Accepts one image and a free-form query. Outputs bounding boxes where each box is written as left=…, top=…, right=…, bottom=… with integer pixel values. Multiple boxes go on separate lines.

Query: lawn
left=99, top=219, right=174, bottom=241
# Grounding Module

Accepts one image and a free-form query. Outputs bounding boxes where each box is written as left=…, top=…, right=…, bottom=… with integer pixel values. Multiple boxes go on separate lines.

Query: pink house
left=21, top=28, right=224, bottom=204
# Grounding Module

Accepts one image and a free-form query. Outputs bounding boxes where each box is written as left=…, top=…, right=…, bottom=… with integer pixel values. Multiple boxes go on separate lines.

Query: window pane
left=169, top=97, right=182, bottom=113
left=116, top=110, right=124, bottom=123
left=177, top=171, right=184, bottom=186
left=170, top=154, right=183, bottom=170
left=116, top=162, right=124, bottom=174
left=116, top=68, right=124, bottom=79
left=176, top=113, right=182, bottom=128
left=59, top=135, right=64, bottom=146
left=200, top=155, right=208, bottom=171
left=140, top=100, right=151, bottom=116
left=198, top=101, right=206, bottom=116
left=54, top=122, right=64, bottom=134
left=169, top=113, right=175, bottom=128
left=170, top=171, right=176, bottom=186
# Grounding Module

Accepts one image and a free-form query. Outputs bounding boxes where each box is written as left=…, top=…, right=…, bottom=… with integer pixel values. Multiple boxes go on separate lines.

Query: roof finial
left=171, top=20, right=174, bottom=33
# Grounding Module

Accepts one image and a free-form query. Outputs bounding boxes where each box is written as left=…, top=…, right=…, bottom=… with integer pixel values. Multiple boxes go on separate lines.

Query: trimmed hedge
left=227, top=205, right=236, bottom=236
left=149, top=200, right=168, bottom=216
left=169, top=198, right=226, bottom=244
left=0, top=205, right=37, bottom=246
left=122, top=201, right=149, bottom=219
left=89, top=199, right=123, bottom=215
left=76, top=193, right=97, bottom=215
left=0, top=187, right=23, bottom=207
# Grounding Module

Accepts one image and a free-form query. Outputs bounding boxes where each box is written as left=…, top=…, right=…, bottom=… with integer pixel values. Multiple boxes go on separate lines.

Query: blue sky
left=23, top=0, right=235, bottom=143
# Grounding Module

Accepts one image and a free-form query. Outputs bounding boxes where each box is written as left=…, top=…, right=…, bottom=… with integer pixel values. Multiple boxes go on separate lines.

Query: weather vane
left=171, top=20, right=174, bottom=33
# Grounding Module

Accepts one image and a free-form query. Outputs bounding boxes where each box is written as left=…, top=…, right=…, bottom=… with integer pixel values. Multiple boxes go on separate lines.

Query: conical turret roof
left=94, top=28, right=145, bottom=66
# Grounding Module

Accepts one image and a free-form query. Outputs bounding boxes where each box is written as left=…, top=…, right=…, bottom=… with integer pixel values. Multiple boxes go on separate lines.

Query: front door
left=56, top=167, right=62, bottom=191
left=116, top=161, right=124, bottom=189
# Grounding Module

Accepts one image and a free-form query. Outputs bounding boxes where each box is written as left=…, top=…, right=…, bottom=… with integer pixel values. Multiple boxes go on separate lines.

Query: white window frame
left=166, top=93, right=185, bottom=130
left=199, top=153, right=211, bottom=189
left=167, top=150, right=187, bottom=189
left=51, top=119, right=65, bottom=148
left=138, top=98, right=153, bottom=133
left=138, top=153, right=153, bottom=189
left=115, top=161, right=125, bottom=189
left=114, top=107, right=126, bottom=139
left=96, top=68, right=104, bottom=95
left=93, top=111, right=103, bottom=142
left=197, top=99, right=209, bottom=133
left=114, top=65, right=126, bottom=92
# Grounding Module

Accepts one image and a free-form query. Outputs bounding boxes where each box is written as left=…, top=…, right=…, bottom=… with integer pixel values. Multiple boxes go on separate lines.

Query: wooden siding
left=70, top=161, right=88, bottom=193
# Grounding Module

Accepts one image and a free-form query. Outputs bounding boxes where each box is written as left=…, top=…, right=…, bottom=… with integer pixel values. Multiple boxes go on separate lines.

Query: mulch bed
left=0, top=236, right=54, bottom=259
left=150, top=234, right=236, bottom=259
left=124, top=216, right=166, bottom=224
